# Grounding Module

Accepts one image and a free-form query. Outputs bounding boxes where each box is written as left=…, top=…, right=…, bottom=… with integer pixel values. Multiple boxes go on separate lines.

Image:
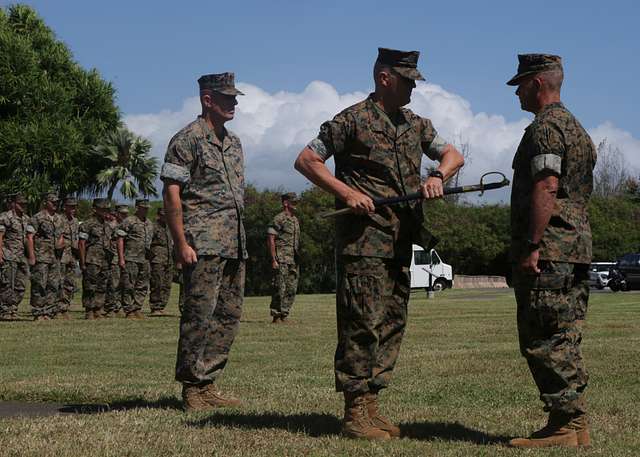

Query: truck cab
left=410, top=245, right=453, bottom=291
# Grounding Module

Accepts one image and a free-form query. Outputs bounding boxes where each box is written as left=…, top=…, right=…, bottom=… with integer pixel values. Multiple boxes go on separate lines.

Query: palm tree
left=92, top=127, right=159, bottom=201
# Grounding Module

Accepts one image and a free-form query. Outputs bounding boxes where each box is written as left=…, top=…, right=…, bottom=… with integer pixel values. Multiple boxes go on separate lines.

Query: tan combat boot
left=568, top=413, right=590, bottom=447
left=200, top=384, right=242, bottom=408
left=150, top=309, right=165, bottom=316
left=93, top=310, right=103, bottom=319
left=103, top=311, right=114, bottom=318
left=134, top=311, right=145, bottom=320
left=342, top=392, right=391, bottom=440
left=58, top=311, right=72, bottom=320
left=85, top=311, right=95, bottom=320
left=271, top=316, right=281, bottom=324
left=182, top=384, right=215, bottom=413
left=364, top=391, right=401, bottom=438
left=509, top=411, right=579, bottom=448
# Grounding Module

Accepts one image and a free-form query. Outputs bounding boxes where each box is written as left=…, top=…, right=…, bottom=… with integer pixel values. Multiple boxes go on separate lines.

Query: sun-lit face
left=203, top=91, right=238, bottom=123
left=391, top=70, right=416, bottom=107
left=65, top=205, right=77, bottom=218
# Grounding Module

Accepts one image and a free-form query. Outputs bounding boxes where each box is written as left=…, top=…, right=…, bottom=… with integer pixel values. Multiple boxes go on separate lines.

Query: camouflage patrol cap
left=43, top=192, right=59, bottom=202
left=198, top=72, right=245, bottom=96
left=116, top=204, right=130, bottom=214
left=92, top=198, right=110, bottom=209
left=281, top=192, right=299, bottom=202
left=135, top=198, right=150, bottom=208
left=376, top=48, right=425, bottom=81
left=63, top=197, right=78, bottom=206
left=507, top=54, right=563, bottom=86
left=7, top=193, right=28, bottom=204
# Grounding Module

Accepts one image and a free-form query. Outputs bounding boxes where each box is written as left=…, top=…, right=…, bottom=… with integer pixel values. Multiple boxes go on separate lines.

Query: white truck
left=410, top=245, right=453, bottom=292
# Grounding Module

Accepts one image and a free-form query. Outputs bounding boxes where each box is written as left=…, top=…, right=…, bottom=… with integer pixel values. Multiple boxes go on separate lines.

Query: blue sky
left=7, top=0, right=640, bottom=197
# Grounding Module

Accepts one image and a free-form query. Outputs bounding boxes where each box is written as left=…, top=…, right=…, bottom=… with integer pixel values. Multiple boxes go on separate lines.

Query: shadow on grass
left=188, top=412, right=511, bottom=444
left=58, top=396, right=182, bottom=414
left=187, top=411, right=342, bottom=437
left=400, top=421, right=511, bottom=444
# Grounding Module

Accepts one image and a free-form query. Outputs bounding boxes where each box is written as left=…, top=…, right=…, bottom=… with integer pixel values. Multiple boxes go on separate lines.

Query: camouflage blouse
left=160, top=116, right=247, bottom=260
left=511, top=102, right=596, bottom=264
left=267, top=211, right=300, bottom=264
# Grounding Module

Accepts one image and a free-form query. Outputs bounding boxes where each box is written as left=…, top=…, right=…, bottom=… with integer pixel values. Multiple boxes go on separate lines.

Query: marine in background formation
left=267, top=192, right=300, bottom=323
left=116, top=199, right=153, bottom=320
left=79, top=198, right=111, bottom=319
left=56, top=197, right=79, bottom=320
left=0, top=193, right=35, bottom=320
left=104, top=204, right=128, bottom=317
left=149, top=208, right=174, bottom=315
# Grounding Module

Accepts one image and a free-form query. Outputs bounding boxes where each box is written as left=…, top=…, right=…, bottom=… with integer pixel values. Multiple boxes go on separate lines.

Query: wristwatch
left=527, top=239, right=540, bottom=251
left=428, top=170, right=444, bottom=180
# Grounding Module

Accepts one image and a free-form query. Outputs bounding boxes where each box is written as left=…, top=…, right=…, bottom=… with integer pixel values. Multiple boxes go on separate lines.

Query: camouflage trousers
left=514, top=261, right=590, bottom=415
left=57, top=262, right=77, bottom=313
left=30, top=262, right=60, bottom=318
left=269, top=263, right=299, bottom=318
left=122, top=261, right=149, bottom=314
left=82, top=264, right=109, bottom=312
left=335, top=256, right=410, bottom=394
left=0, top=260, right=28, bottom=316
left=175, top=256, right=245, bottom=385
left=149, top=261, right=173, bottom=311
left=105, top=263, right=123, bottom=313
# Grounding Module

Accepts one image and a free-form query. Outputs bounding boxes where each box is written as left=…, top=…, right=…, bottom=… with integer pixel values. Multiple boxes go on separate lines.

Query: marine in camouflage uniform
left=149, top=208, right=173, bottom=315
left=295, top=48, right=464, bottom=439
left=79, top=198, right=111, bottom=319
left=56, top=197, right=79, bottom=319
left=104, top=204, right=128, bottom=317
left=161, top=72, right=246, bottom=411
left=507, top=54, right=596, bottom=448
left=116, top=199, right=153, bottom=319
left=28, top=193, right=63, bottom=320
left=0, top=194, right=35, bottom=320
left=267, top=192, right=300, bottom=323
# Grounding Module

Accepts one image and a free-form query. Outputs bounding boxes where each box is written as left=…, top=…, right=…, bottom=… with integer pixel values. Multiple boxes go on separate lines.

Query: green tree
left=0, top=5, right=120, bottom=204
left=92, top=126, right=158, bottom=200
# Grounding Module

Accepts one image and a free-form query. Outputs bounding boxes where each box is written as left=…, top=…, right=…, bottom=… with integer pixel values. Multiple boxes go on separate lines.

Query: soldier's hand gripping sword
left=319, top=172, right=510, bottom=218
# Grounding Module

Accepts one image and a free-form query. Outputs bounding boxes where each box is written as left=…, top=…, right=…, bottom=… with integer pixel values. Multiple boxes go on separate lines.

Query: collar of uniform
left=197, top=116, right=231, bottom=150
left=535, top=101, right=565, bottom=119
left=366, top=94, right=411, bottom=138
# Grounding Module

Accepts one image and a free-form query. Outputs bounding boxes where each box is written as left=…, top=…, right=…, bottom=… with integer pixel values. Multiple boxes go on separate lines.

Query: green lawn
left=0, top=287, right=639, bottom=456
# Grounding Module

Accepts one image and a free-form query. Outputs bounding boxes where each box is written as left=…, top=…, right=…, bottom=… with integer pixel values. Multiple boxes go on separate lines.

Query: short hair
left=540, top=69, right=564, bottom=91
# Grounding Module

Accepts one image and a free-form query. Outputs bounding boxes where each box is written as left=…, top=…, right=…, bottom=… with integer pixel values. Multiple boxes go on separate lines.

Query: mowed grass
left=0, top=287, right=639, bottom=457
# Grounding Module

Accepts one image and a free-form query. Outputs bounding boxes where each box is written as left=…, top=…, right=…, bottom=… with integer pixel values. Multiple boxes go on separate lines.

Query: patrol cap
left=43, top=192, right=59, bottom=202
left=63, top=197, right=78, bottom=206
left=376, top=47, right=425, bottom=81
left=135, top=198, right=150, bottom=208
left=7, top=193, right=28, bottom=204
left=198, top=72, right=245, bottom=96
left=507, top=54, right=563, bottom=86
left=116, top=204, right=130, bottom=214
left=92, top=198, right=110, bottom=209
left=281, top=192, right=299, bottom=202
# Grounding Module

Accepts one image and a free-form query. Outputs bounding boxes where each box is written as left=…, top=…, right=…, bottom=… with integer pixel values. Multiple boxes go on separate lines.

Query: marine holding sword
left=294, top=47, right=465, bottom=440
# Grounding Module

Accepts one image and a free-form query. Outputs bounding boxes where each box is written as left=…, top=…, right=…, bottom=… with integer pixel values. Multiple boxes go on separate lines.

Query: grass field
left=0, top=287, right=639, bottom=456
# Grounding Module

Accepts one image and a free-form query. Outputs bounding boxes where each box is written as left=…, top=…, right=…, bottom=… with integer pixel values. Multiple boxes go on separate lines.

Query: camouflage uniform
left=511, top=100, right=596, bottom=416
left=116, top=214, right=153, bottom=315
left=149, top=219, right=173, bottom=312
left=161, top=112, right=247, bottom=385
left=308, top=93, right=447, bottom=394
left=57, top=212, right=79, bottom=314
left=268, top=210, right=300, bottom=319
left=79, top=214, right=110, bottom=313
left=0, top=208, right=34, bottom=317
left=104, top=218, right=122, bottom=314
left=29, top=209, right=62, bottom=318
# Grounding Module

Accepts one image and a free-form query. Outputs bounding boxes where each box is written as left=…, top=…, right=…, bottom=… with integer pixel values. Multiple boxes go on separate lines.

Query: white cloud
left=124, top=80, right=640, bottom=203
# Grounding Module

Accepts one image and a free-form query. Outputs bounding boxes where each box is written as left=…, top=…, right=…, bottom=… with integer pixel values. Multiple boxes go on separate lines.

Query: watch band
left=429, top=170, right=444, bottom=180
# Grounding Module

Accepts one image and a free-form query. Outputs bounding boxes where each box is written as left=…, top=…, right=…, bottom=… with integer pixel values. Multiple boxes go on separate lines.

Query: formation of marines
left=1, top=47, right=596, bottom=449
left=0, top=196, right=178, bottom=321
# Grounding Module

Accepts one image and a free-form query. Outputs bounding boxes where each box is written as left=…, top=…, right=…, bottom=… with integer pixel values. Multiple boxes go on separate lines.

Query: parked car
left=608, top=253, right=640, bottom=292
left=588, top=262, right=615, bottom=289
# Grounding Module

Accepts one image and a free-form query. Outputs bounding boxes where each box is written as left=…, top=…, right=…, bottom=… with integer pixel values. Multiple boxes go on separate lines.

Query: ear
left=200, top=92, right=213, bottom=108
left=378, top=69, right=393, bottom=88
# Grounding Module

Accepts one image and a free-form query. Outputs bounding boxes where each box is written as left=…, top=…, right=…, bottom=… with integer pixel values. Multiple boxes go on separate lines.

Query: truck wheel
left=609, top=282, right=619, bottom=292
left=433, top=279, right=446, bottom=292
